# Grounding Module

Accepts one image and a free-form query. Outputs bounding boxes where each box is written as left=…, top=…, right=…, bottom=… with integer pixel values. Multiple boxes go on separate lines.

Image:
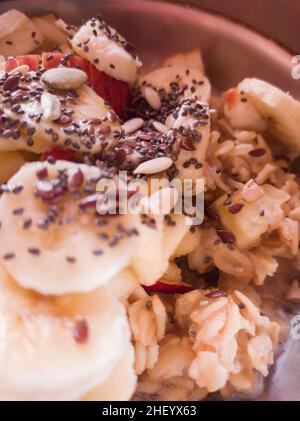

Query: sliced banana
left=0, top=151, right=26, bottom=183
left=138, top=65, right=210, bottom=109
left=109, top=268, right=139, bottom=302
left=0, top=9, right=44, bottom=57
left=131, top=213, right=165, bottom=285
left=238, top=78, right=300, bottom=154
left=172, top=100, right=210, bottom=181
left=0, top=73, right=120, bottom=153
left=224, top=88, right=267, bottom=133
left=83, top=343, right=136, bottom=401
left=71, top=15, right=142, bottom=85
left=0, top=161, right=139, bottom=295
left=131, top=213, right=190, bottom=285
left=163, top=49, right=205, bottom=74
left=32, top=16, right=68, bottom=46
left=0, top=265, right=130, bottom=400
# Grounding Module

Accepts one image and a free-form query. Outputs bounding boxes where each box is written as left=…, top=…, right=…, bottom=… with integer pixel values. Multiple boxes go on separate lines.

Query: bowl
left=0, top=0, right=299, bottom=401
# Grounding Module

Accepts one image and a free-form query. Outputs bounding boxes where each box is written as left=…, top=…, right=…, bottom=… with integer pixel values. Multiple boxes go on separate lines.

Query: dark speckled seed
left=68, top=168, right=84, bottom=189
left=181, top=137, right=196, bottom=151
left=36, top=167, right=48, bottom=179
left=3, top=75, right=20, bottom=92
left=249, top=148, right=266, bottom=157
left=23, top=219, right=32, bottom=229
left=12, top=207, right=24, bottom=215
left=205, top=290, right=225, bottom=299
left=27, top=247, right=41, bottom=255
left=228, top=203, right=244, bottom=214
left=93, top=249, right=103, bottom=256
left=73, top=318, right=89, bottom=343
left=12, top=185, right=23, bottom=194
left=3, top=252, right=15, bottom=260
left=217, top=229, right=236, bottom=244
left=66, top=256, right=76, bottom=263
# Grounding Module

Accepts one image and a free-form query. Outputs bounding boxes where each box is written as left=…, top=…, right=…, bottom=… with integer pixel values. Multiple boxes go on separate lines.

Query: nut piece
left=133, top=157, right=173, bottom=175
left=40, top=92, right=61, bottom=121
left=42, top=67, right=88, bottom=90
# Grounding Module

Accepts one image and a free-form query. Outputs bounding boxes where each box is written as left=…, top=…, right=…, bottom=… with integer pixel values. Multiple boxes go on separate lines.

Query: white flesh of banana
left=71, top=16, right=142, bottom=85
left=0, top=161, right=140, bottom=295
left=0, top=9, right=44, bottom=57
left=0, top=265, right=130, bottom=401
left=238, top=78, right=300, bottom=154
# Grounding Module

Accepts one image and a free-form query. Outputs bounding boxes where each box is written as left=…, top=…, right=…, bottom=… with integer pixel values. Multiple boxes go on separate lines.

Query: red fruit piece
left=42, top=52, right=131, bottom=116
left=41, top=148, right=77, bottom=162
left=143, top=280, right=194, bottom=295
left=41, top=52, right=64, bottom=69
left=224, top=88, right=237, bottom=109
left=1, top=55, right=40, bottom=72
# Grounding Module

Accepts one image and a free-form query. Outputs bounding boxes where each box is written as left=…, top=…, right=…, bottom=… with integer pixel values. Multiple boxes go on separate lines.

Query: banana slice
left=224, top=88, right=267, bottom=133
left=131, top=213, right=190, bottom=285
left=0, top=151, right=26, bottom=183
left=0, top=161, right=139, bottom=295
left=0, top=10, right=44, bottom=57
left=0, top=72, right=121, bottom=153
left=164, top=49, right=205, bottom=74
left=32, top=16, right=68, bottom=46
left=110, top=268, right=139, bottom=301
left=131, top=214, right=165, bottom=285
left=83, top=343, right=136, bottom=401
left=171, top=100, right=210, bottom=181
left=0, top=265, right=130, bottom=401
left=71, top=15, right=142, bottom=85
left=237, top=78, right=300, bottom=154
left=138, top=64, right=211, bottom=108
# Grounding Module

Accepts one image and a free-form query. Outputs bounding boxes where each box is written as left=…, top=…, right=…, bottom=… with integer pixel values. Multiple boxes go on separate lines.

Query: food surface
left=0, top=9, right=299, bottom=401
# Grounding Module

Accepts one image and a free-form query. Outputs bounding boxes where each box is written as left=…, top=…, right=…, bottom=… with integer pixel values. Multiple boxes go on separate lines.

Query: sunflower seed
left=40, top=92, right=61, bottom=121
left=133, top=157, right=173, bottom=175
left=9, top=65, right=30, bottom=75
left=241, top=179, right=264, bottom=202
left=144, top=87, right=161, bottom=110
left=165, top=114, right=176, bottom=129
left=42, top=67, right=88, bottom=90
left=122, top=118, right=144, bottom=134
left=152, top=120, right=168, bottom=134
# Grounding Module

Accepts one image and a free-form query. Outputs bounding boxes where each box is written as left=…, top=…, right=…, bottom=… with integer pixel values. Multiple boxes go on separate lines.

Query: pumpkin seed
left=42, top=67, right=88, bottom=90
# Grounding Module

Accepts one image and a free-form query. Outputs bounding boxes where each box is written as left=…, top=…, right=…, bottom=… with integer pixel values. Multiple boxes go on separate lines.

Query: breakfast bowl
left=0, top=0, right=299, bottom=401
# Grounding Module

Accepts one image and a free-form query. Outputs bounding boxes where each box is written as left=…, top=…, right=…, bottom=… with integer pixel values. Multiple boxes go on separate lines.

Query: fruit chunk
left=0, top=161, right=140, bottom=295
left=0, top=265, right=130, bottom=400
left=32, top=16, right=68, bottom=46
left=0, top=53, right=131, bottom=116
left=71, top=15, right=142, bottom=85
left=164, top=49, right=205, bottom=74
left=83, top=344, right=137, bottom=401
left=211, top=184, right=290, bottom=250
left=0, top=54, right=40, bottom=72
left=0, top=9, right=44, bottom=57
left=41, top=148, right=78, bottom=163
left=42, top=52, right=131, bottom=116
left=144, top=280, right=194, bottom=294
left=238, top=78, right=300, bottom=154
